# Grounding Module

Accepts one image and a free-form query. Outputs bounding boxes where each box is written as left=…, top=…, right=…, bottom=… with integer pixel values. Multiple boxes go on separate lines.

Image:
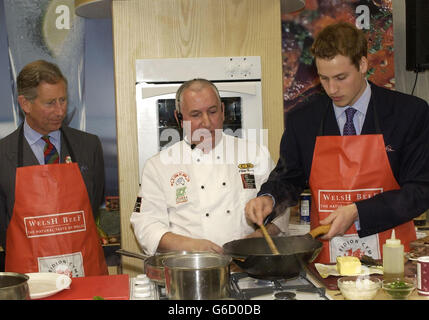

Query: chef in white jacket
left=130, top=79, right=289, bottom=255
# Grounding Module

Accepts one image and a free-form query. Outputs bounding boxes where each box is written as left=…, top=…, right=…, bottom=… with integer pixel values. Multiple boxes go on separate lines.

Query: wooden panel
left=112, top=0, right=283, bottom=276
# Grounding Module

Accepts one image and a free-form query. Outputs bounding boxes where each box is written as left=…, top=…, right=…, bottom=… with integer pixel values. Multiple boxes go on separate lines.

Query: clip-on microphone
left=176, top=112, right=196, bottom=149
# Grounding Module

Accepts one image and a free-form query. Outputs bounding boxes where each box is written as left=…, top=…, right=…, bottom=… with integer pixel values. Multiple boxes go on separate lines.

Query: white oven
left=135, top=56, right=264, bottom=184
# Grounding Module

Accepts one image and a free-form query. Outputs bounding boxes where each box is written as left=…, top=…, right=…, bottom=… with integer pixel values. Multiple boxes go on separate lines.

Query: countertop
left=290, top=209, right=429, bottom=300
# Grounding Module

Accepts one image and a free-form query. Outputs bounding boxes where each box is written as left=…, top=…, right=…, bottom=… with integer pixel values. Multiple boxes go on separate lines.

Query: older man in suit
left=0, top=60, right=107, bottom=275
left=245, top=22, right=429, bottom=263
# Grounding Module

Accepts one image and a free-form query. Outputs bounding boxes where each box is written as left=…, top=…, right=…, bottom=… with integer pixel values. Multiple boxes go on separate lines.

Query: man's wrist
left=259, top=193, right=275, bottom=208
left=351, top=203, right=361, bottom=231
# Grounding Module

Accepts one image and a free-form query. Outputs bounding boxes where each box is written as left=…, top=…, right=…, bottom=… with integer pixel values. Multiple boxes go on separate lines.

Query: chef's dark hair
left=175, top=78, right=221, bottom=113
left=310, top=21, right=367, bottom=70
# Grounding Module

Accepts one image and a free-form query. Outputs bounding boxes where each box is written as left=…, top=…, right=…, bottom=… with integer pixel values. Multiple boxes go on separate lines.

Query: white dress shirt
left=23, top=119, right=61, bottom=164
left=333, top=80, right=371, bottom=135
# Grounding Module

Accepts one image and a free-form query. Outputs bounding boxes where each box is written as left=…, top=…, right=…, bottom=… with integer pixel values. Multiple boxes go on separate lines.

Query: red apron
left=5, top=160, right=108, bottom=277
left=309, top=134, right=416, bottom=263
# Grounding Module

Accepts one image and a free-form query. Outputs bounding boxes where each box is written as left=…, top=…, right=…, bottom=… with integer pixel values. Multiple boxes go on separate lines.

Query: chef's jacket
left=131, top=133, right=287, bottom=255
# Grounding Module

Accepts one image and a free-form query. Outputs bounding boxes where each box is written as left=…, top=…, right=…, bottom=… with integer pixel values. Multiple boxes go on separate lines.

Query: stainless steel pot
left=0, top=272, right=30, bottom=300
left=116, top=249, right=189, bottom=285
left=163, top=252, right=231, bottom=300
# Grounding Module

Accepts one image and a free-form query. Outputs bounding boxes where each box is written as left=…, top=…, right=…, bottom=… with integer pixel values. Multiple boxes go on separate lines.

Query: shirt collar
left=23, top=119, right=61, bottom=145
left=333, top=80, right=371, bottom=119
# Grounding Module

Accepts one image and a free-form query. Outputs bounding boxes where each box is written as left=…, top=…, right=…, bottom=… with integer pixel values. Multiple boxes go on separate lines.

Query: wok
left=223, top=225, right=330, bottom=280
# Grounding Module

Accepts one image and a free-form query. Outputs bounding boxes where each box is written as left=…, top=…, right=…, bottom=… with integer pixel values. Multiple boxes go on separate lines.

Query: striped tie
left=42, top=135, right=59, bottom=164
left=343, top=107, right=357, bottom=136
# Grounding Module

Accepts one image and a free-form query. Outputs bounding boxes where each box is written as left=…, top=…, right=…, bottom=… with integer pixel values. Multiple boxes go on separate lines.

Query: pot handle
left=116, top=249, right=149, bottom=260
left=309, top=224, right=331, bottom=239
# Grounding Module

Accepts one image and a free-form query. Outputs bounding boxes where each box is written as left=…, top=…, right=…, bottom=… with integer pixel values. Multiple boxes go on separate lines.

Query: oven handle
left=140, top=81, right=260, bottom=99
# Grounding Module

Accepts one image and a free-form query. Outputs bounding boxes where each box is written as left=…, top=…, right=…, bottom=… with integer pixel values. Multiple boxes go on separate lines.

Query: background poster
left=3, top=0, right=85, bottom=130
left=281, top=0, right=394, bottom=121
left=0, top=0, right=118, bottom=197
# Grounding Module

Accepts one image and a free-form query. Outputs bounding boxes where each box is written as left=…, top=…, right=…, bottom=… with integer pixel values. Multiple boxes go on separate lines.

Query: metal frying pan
left=222, top=225, right=330, bottom=280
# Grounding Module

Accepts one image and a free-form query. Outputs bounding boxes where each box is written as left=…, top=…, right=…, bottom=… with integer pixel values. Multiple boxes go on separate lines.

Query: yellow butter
left=336, top=256, right=362, bottom=275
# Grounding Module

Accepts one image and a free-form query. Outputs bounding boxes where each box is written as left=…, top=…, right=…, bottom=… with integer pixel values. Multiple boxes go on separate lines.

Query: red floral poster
left=282, top=0, right=394, bottom=118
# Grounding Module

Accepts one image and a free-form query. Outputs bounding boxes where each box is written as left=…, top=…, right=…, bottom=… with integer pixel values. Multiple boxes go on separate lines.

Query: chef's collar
left=333, top=80, right=371, bottom=119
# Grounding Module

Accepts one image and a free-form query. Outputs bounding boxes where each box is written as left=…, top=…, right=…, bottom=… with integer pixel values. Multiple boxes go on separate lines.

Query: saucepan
left=116, top=249, right=189, bottom=285
left=163, top=252, right=231, bottom=300
left=0, top=272, right=30, bottom=300
left=223, top=224, right=330, bottom=280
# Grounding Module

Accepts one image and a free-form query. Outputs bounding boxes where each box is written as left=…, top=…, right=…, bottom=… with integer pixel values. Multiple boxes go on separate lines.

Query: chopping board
left=40, top=274, right=129, bottom=300
left=307, top=263, right=339, bottom=290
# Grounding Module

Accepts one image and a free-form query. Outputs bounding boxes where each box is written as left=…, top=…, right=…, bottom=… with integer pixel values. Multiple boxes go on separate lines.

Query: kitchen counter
left=289, top=208, right=429, bottom=300
left=39, top=271, right=428, bottom=301
left=306, top=261, right=429, bottom=300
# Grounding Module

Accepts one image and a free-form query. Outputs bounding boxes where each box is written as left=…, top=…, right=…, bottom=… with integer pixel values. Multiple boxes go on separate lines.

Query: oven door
left=135, top=81, right=263, bottom=184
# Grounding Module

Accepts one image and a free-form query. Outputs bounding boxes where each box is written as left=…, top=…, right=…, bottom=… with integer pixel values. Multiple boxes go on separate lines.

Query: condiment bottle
left=414, top=210, right=428, bottom=227
left=382, top=229, right=404, bottom=281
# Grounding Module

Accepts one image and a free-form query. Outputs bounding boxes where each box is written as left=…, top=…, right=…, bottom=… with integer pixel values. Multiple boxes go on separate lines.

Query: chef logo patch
left=241, top=174, right=256, bottom=189
left=170, top=171, right=190, bottom=187
left=238, top=163, right=254, bottom=170
left=176, top=186, right=188, bottom=204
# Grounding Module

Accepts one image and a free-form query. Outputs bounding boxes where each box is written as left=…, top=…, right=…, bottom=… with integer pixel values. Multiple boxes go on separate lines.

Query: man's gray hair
left=175, top=78, right=221, bottom=112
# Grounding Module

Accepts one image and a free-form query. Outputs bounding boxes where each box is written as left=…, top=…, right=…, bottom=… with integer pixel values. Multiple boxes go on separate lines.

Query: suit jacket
left=259, top=82, right=429, bottom=237
left=0, top=124, right=105, bottom=249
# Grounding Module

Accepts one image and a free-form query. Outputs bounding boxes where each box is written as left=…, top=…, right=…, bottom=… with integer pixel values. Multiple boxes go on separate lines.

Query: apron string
left=370, top=96, right=382, bottom=134
left=17, top=125, right=77, bottom=167
left=317, top=100, right=331, bottom=136
left=17, top=124, right=24, bottom=168
left=60, top=127, right=77, bottom=163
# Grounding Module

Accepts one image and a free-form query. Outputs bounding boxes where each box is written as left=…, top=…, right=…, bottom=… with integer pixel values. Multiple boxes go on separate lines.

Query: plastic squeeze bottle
left=382, top=229, right=404, bottom=281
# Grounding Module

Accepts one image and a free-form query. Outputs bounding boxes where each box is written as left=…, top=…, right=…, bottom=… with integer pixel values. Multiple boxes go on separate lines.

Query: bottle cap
left=385, top=229, right=401, bottom=246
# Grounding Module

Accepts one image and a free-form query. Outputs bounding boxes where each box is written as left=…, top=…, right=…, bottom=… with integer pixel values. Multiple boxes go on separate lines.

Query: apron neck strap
left=370, top=97, right=382, bottom=134
left=317, top=101, right=331, bottom=136
left=60, top=127, right=77, bottom=163
left=17, top=124, right=24, bottom=168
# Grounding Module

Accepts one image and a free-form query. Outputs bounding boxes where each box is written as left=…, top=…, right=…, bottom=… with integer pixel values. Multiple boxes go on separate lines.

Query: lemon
left=42, top=0, right=75, bottom=57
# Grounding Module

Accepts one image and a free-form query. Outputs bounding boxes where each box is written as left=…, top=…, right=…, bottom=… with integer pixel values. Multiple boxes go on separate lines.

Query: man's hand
left=185, top=238, right=224, bottom=253
left=245, top=195, right=274, bottom=226
left=158, top=232, right=224, bottom=253
left=319, top=203, right=358, bottom=240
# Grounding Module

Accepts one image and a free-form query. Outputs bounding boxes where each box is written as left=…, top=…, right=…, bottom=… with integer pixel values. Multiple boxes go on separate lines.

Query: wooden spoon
left=259, top=224, right=280, bottom=255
